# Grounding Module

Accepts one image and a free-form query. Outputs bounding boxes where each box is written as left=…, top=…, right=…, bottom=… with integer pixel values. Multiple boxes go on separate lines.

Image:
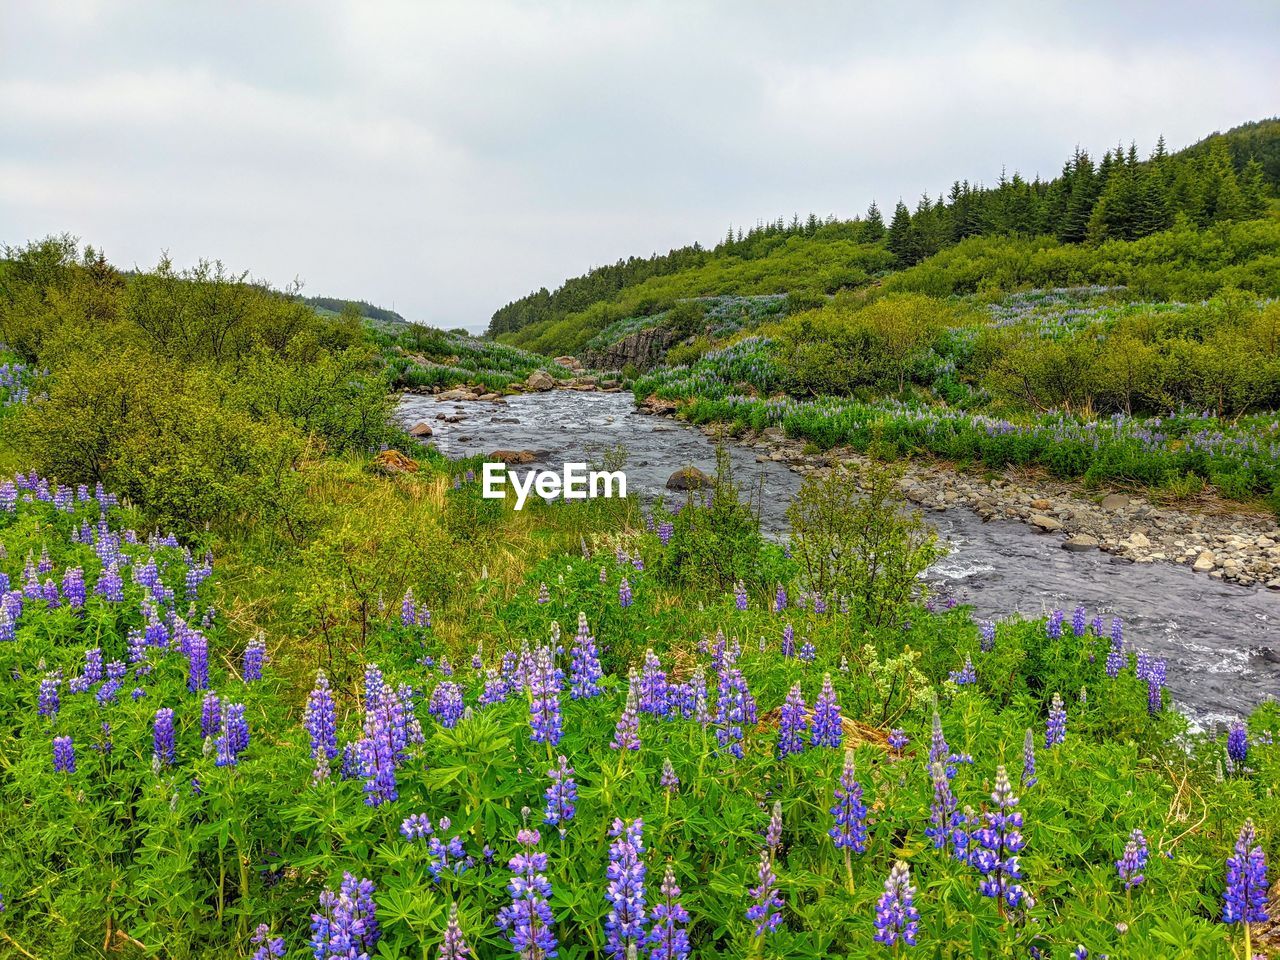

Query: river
left=397, top=390, right=1277, bottom=724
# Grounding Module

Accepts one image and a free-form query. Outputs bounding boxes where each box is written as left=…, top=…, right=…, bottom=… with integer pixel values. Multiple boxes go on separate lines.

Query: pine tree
left=886, top=201, right=913, bottom=265
left=1240, top=158, right=1269, bottom=218
left=863, top=201, right=886, bottom=241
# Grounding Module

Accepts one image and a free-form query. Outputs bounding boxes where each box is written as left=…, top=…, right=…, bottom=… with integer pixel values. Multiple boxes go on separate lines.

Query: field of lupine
left=633, top=333, right=1280, bottom=504
left=0, top=466, right=1276, bottom=959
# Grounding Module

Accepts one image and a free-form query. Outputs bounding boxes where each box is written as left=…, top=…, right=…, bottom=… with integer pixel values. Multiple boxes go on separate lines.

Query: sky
left=2, top=2, right=1277, bottom=332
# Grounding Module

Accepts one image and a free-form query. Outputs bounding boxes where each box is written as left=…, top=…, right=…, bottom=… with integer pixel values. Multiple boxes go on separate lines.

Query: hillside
left=300, top=294, right=413, bottom=334
left=491, top=118, right=1280, bottom=359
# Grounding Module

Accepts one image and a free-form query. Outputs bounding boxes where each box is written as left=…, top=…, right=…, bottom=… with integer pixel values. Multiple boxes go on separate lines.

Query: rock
left=1029, top=514, right=1063, bottom=533
left=372, top=449, right=419, bottom=474
left=437, top=388, right=473, bottom=401
left=582, top=326, right=677, bottom=371
left=1192, top=550, right=1217, bottom=573
left=477, top=393, right=501, bottom=401
left=640, top=395, right=678, bottom=416
left=490, top=449, right=539, bottom=465
left=666, top=467, right=711, bottom=491
left=553, top=355, right=584, bottom=372
left=407, top=421, right=434, bottom=438
left=1062, top=534, right=1100, bottom=552
left=1100, top=493, right=1130, bottom=511
left=1121, top=531, right=1151, bottom=550
left=526, top=370, right=555, bottom=392
left=1030, top=498, right=1052, bottom=511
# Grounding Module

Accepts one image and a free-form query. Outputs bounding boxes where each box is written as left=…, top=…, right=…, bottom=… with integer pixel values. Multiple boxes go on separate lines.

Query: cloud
left=1, top=1, right=1276, bottom=331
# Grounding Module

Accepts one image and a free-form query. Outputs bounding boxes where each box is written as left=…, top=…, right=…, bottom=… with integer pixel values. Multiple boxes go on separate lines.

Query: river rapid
left=397, top=390, right=1278, bottom=725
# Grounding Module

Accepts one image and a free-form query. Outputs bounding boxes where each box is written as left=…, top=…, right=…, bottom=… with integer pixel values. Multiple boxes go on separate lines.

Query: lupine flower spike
left=873, top=860, right=920, bottom=947
left=1223, top=819, right=1269, bottom=960
left=830, top=748, right=867, bottom=892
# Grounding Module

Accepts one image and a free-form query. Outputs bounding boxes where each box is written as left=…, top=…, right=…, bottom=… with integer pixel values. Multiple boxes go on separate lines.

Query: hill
left=490, top=118, right=1280, bottom=358
left=300, top=295, right=413, bottom=334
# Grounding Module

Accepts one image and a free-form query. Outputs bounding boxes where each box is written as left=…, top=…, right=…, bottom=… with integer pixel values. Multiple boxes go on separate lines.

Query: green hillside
left=491, top=119, right=1280, bottom=358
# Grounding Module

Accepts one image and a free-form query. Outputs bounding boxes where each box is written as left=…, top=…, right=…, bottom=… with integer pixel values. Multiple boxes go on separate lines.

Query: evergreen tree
left=886, top=201, right=913, bottom=265
left=863, top=201, right=886, bottom=242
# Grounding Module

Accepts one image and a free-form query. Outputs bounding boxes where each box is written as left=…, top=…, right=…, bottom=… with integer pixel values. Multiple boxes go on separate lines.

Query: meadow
left=0, top=450, right=1276, bottom=959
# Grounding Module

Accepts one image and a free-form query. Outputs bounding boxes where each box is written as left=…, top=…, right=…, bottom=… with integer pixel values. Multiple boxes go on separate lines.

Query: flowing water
left=398, top=390, right=1278, bottom=723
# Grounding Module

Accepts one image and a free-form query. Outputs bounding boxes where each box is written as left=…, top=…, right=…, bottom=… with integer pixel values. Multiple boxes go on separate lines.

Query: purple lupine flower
left=646, top=864, right=690, bottom=960
left=830, top=749, right=868, bottom=855
left=95, top=563, right=124, bottom=602
left=1021, top=728, right=1037, bottom=788
left=1111, top=616, right=1123, bottom=647
left=1223, top=819, right=1269, bottom=927
left=925, top=761, right=966, bottom=862
left=781, top=623, right=795, bottom=658
left=250, top=923, right=286, bottom=960
left=1105, top=635, right=1125, bottom=678
left=745, top=850, right=784, bottom=938
left=777, top=683, right=808, bottom=758
left=62, top=568, right=86, bottom=610
left=1147, top=660, right=1166, bottom=715
left=528, top=645, right=563, bottom=747
left=537, top=582, right=550, bottom=605
left=888, top=729, right=908, bottom=754
left=765, top=801, right=783, bottom=857
left=1116, top=828, right=1148, bottom=890
left=479, top=668, right=512, bottom=706
left=153, top=708, right=176, bottom=767
left=604, top=818, right=647, bottom=957
left=714, top=663, right=756, bottom=759
left=978, top=619, right=996, bottom=652
left=611, top=672, right=641, bottom=751
left=619, top=577, right=633, bottom=609
left=972, top=765, right=1032, bottom=911
left=305, top=670, right=338, bottom=781
left=439, top=902, right=472, bottom=960
left=1047, top=609, right=1064, bottom=639
left=734, top=580, right=748, bottom=611
left=187, top=632, right=209, bottom=693
left=811, top=674, right=842, bottom=749
left=949, top=656, right=977, bottom=685
left=543, top=755, right=577, bottom=833
left=569, top=612, right=602, bottom=699
left=430, top=681, right=466, bottom=729
left=83, top=647, right=104, bottom=685
left=242, top=634, right=266, bottom=682
left=1071, top=606, right=1087, bottom=638
left=692, top=669, right=710, bottom=726
left=215, top=703, right=249, bottom=767
left=401, top=588, right=416, bottom=627
left=96, top=677, right=122, bottom=705
left=639, top=649, right=669, bottom=717
left=1227, top=721, right=1248, bottom=766
left=310, top=873, right=380, bottom=960
left=798, top=640, right=816, bottom=662
left=773, top=583, right=787, bottom=613
left=658, top=521, right=674, bottom=547
left=38, top=674, right=60, bottom=719
left=873, top=861, right=920, bottom=947
left=200, top=692, right=222, bottom=741
left=496, top=827, right=557, bottom=959
left=1045, top=692, right=1066, bottom=747
left=660, top=757, right=679, bottom=795
left=401, top=817, right=469, bottom=882
left=52, top=735, right=75, bottom=773
left=360, top=666, right=403, bottom=805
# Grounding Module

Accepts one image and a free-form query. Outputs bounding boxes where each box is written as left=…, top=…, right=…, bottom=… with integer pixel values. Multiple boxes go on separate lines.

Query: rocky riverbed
left=721, top=422, right=1280, bottom=590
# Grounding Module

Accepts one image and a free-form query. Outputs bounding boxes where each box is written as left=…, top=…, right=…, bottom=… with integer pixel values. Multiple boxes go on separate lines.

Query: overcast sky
left=2, top=2, right=1277, bottom=332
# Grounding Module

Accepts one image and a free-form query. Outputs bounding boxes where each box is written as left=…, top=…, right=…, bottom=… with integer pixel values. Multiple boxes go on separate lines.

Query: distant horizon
left=3, top=1, right=1277, bottom=334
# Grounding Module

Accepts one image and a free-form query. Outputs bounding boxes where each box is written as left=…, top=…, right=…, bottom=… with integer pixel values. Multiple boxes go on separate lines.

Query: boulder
left=526, top=370, right=555, bottom=391
left=490, top=449, right=539, bottom=465
left=640, top=395, right=678, bottom=415
left=1100, top=493, right=1130, bottom=511
left=666, top=467, right=711, bottom=491
left=477, top=393, right=501, bottom=401
left=407, top=421, right=434, bottom=438
left=437, top=388, right=473, bottom=401
left=553, top=355, right=584, bottom=372
left=1192, top=550, right=1217, bottom=572
left=372, top=449, right=419, bottom=474
left=1030, top=498, right=1052, bottom=511
left=1121, top=531, right=1151, bottom=550
left=1029, top=514, right=1063, bottom=533
left=1062, top=534, right=1100, bottom=552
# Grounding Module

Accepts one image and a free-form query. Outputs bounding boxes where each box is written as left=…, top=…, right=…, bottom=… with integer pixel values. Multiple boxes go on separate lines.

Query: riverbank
left=678, top=415, right=1280, bottom=590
